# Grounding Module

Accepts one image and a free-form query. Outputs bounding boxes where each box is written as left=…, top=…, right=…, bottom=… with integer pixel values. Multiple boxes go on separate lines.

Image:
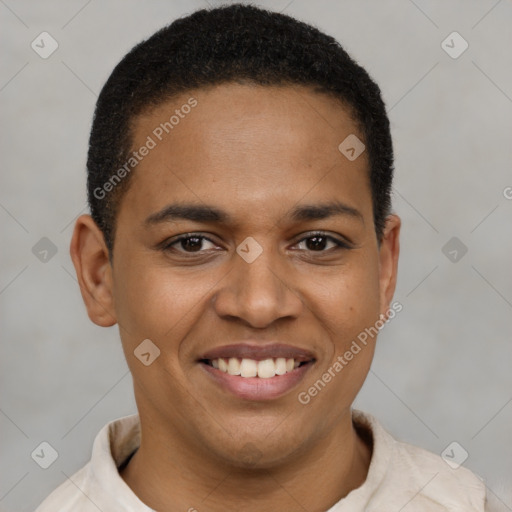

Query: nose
left=212, top=244, right=304, bottom=329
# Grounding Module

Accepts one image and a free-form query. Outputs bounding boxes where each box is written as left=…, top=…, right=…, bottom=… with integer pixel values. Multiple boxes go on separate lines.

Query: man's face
left=108, top=83, right=398, bottom=467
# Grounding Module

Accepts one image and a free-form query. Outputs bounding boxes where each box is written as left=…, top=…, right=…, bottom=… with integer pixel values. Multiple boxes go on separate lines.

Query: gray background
left=1, top=0, right=511, bottom=511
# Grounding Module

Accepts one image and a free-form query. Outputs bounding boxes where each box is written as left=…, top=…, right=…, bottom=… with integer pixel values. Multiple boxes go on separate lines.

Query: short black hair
left=87, top=3, right=394, bottom=254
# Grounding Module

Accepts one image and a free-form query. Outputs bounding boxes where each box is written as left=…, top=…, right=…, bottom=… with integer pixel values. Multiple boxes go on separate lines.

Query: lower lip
left=199, top=361, right=314, bottom=401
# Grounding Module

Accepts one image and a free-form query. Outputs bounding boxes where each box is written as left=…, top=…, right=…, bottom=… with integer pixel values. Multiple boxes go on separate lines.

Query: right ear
left=70, top=214, right=117, bottom=327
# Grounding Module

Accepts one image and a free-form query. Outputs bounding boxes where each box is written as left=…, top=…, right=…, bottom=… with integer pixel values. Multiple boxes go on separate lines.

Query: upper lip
left=199, top=343, right=316, bottom=362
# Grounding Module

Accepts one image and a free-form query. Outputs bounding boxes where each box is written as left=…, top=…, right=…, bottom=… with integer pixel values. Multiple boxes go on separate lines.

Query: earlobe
left=70, top=214, right=117, bottom=327
left=378, top=214, right=401, bottom=319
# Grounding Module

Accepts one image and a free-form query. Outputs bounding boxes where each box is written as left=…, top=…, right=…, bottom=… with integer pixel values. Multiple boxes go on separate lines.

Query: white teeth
left=257, top=358, right=276, bottom=379
left=209, top=357, right=306, bottom=378
left=218, top=358, right=228, bottom=372
left=227, top=357, right=241, bottom=375
left=240, top=358, right=258, bottom=377
left=275, top=357, right=287, bottom=375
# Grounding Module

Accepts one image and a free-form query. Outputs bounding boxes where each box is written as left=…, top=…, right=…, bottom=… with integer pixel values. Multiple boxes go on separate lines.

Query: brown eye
left=304, top=236, right=328, bottom=251
left=295, top=233, right=349, bottom=252
left=179, top=236, right=203, bottom=252
left=165, top=235, right=218, bottom=253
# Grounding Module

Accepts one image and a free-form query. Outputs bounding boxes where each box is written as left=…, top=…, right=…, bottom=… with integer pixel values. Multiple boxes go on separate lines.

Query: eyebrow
left=144, top=200, right=364, bottom=226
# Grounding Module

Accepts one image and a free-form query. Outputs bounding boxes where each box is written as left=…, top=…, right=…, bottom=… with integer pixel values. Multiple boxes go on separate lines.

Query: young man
left=36, top=4, right=487, bottom=511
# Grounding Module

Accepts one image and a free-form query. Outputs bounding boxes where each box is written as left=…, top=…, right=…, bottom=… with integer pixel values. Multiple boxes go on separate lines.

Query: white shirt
left=35, top=409, right=487, bottom=511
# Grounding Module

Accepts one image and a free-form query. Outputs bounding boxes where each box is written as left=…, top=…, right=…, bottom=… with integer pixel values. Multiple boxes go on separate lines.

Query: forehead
left=121, top=83, right=371, bottom=224
left=134, top=82, right=363, bottom=159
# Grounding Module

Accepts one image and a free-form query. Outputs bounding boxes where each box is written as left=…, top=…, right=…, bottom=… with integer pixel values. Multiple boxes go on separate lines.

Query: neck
left=120, top=410, right=372, bottom=512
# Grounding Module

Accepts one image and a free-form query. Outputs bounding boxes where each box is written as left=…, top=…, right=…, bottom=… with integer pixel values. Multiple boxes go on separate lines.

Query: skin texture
left=71, top=83, right=400, bottom=512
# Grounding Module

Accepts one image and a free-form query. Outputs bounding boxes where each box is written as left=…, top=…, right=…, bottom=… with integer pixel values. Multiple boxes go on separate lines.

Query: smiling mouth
left=200, top=357, right=314, bottom=379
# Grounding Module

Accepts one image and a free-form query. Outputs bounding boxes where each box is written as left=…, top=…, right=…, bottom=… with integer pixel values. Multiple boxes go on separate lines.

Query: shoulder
left=393, top=438, right=486, bottom=510
left=352, top=409, right=487, bottom=511
left=34, top=414, right=142, bottom=512
left=34, top=465, right=93, bottom=511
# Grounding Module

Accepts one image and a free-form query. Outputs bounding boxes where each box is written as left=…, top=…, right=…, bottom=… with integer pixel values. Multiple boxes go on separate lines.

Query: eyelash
left=161, top=231, right=352, bottom=256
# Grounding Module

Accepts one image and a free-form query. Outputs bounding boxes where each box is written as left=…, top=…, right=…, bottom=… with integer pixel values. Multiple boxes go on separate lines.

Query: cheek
left=112, top=259, right=216, bottom=348
left=297, top=259, right=381, bottom=418
left=309, top=254, right=382, bottom=338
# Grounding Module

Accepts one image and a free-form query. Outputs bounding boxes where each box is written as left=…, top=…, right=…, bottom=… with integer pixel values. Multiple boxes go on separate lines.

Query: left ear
left=377, top=214, right=401, bottom=318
